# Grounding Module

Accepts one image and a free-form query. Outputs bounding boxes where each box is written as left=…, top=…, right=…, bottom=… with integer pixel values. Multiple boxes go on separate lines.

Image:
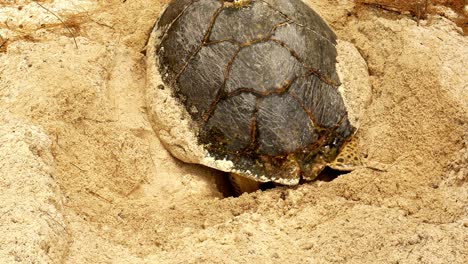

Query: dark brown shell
left=152, top=0, right=355, bottom=183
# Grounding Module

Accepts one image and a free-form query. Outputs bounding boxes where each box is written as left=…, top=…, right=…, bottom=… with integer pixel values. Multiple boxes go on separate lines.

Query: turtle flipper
left=229, top=173, right=260, bottom=195
left=328, top=137, right=361, bottom=171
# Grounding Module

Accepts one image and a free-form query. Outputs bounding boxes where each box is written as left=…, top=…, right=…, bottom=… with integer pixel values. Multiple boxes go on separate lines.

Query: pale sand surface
left=0, top=0, right=467, bottom=263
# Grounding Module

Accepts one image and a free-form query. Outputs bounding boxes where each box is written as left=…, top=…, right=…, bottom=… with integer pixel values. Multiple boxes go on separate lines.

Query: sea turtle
left=146, top=0, right=363, bottom=193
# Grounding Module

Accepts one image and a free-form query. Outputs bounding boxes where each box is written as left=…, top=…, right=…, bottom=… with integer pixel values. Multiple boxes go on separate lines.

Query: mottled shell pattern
left=151, top=0, right=355, bottom=185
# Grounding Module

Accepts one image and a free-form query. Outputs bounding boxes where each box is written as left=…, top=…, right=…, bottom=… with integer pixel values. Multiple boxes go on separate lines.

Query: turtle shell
left=148, top=0, right=355, bottom=185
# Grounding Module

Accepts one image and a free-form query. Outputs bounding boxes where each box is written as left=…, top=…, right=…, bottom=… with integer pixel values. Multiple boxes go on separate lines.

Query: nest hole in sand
left=215, top=168, right=349, bottom=197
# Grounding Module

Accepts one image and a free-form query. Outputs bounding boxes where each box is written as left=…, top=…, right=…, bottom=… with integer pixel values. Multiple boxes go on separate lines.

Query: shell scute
left=261, top=0, right=337, bottom=43
left=203, top=93, right=256, bottom=152
left=157, top=0, right=193, bottom=31
left=257, top=94, right=317, bottom=156
left=178, top=42, right=238, bottom=119
left=226, top=42, right=305, bottom=94
left=289, top=75, right=348, bottom=129
left=272, top=23, right=340, bottom=84
left=210, top=1, right=286, bottom=43
left=158, top=0, right=222, bottom=83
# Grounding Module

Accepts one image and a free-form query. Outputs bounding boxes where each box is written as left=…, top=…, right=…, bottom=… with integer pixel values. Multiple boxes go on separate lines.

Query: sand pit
left=0, top=0, right=466, bottom=263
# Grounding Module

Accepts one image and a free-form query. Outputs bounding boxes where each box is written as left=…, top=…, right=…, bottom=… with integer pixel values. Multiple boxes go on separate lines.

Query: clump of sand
left=0, top=0, right=466, bottom=263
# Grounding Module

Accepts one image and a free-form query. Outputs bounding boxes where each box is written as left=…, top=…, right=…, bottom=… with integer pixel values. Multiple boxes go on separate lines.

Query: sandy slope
left=0, top=0, right=466, bottom=263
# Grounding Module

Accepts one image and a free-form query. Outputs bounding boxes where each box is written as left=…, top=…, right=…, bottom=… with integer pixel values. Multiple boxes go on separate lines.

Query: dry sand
left=0, top=0, right=467, bottom=263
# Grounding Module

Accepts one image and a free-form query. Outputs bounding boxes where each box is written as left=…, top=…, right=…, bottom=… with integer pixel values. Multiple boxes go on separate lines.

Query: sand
left=0, top=0, right=466, bottom=263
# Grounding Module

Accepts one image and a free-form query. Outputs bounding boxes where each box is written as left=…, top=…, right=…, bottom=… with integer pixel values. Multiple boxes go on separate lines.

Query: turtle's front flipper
left=229, top=173, right=260, bottom=195
left=328, top=137, right=362, bottom=171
